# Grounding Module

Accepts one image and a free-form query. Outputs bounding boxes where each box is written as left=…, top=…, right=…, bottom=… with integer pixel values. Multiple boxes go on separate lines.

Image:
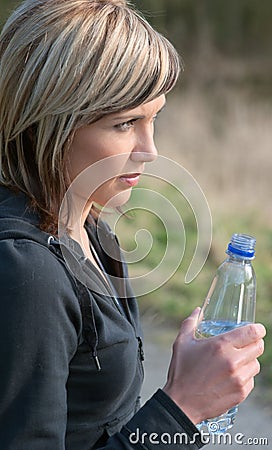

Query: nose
left=130, top=128, right=158, bottom=163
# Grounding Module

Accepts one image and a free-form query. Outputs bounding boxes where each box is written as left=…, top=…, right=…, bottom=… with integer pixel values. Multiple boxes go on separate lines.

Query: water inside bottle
left=196, top=320, right=249, bottom=339
left=196, top=320, right=250, bottom=434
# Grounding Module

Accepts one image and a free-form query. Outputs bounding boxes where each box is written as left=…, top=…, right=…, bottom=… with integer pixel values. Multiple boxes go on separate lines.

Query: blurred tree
left=136, top=0, right=272, bottom=58
left=0, top=0, right=19, bottom=26
left=1, top=0, right=271, bottom=84
left=136, top=0, right=272, bottom=87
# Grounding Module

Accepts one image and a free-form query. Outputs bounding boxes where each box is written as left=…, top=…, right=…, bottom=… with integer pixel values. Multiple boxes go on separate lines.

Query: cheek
left=68, top=129, right=106, bottom=179
left=67, top=129, right=133, bottom=200
left=69, top=146, right=98, bottom=178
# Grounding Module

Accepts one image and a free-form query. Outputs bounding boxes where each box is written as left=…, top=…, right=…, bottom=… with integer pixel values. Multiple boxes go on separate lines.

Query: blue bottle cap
left=226, top=233, right=256, bottom=259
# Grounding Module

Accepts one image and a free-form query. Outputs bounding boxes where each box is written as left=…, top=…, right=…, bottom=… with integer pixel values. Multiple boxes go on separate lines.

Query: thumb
left=179, top=307, right=201, bottom=337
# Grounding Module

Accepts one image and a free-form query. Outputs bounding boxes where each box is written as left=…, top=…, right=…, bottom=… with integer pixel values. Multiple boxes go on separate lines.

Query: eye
left=115, top=119, right=137, bottom=132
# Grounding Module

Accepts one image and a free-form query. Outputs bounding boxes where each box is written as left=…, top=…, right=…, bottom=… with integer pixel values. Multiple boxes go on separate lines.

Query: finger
left=242, top=359, right=261, bottom=381
left=229, top=360, right=260, bottom=400
left=179, top=307, right=201, bottom=336
left=222, top=323, right=266, bottom=349
left=221, top=376, right=255, bottom=408
left=236, top=339, right=265, bottom=367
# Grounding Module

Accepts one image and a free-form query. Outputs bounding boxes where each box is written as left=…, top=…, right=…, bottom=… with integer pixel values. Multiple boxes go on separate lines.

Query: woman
left=0, top=1, right=265, bottom=449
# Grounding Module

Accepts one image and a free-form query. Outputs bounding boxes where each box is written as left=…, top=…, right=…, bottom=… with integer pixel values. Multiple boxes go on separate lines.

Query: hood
left=0, top=186, right=50, bottom=244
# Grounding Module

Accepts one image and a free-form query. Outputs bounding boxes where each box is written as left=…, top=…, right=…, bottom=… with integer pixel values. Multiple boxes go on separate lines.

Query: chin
left=100, top=188, right=133, bottom=209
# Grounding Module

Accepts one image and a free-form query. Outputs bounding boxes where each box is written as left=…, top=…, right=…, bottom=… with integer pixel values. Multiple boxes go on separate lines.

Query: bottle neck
left=227, top=252, right=252, bottom=264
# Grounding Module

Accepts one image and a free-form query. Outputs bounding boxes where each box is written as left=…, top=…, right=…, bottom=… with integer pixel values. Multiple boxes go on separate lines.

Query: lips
left=118, top=173, right=141, bottom=187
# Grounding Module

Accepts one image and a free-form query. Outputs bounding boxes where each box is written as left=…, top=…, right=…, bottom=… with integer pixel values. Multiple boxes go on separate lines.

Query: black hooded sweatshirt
left=0, top=186, right=204, bottom=450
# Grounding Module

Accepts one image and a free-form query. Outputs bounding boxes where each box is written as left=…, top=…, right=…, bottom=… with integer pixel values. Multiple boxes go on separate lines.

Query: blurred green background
left=1, top=0, right=271, bottom=392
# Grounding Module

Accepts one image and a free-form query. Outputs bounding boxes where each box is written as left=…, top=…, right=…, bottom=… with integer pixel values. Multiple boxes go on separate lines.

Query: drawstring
left=137, top=337, right=145, bottom=362
left=87, top=284, right=101, bottom=371
left=47, top=235, right=102, bottom=372
left=76, top=279, right=102, bottom=372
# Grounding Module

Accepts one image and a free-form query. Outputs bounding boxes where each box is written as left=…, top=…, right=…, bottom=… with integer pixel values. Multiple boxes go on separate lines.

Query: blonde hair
left=0, top=0, right=181, bottom=232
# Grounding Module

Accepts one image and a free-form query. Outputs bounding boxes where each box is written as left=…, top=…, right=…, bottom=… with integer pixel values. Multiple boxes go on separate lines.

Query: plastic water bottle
left=196, top=233, right=256, bottom=434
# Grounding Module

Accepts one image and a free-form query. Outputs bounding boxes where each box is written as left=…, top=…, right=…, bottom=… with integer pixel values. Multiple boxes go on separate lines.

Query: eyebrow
left=111, top=102, right=167, bottom=122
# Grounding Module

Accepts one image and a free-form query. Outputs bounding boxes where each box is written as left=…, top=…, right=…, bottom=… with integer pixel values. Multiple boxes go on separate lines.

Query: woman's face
left=67, top=95, right=166, bottom=208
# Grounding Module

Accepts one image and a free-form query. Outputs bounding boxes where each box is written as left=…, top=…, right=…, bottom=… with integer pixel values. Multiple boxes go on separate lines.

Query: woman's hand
left=163, top=308, right=266, bottom=425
